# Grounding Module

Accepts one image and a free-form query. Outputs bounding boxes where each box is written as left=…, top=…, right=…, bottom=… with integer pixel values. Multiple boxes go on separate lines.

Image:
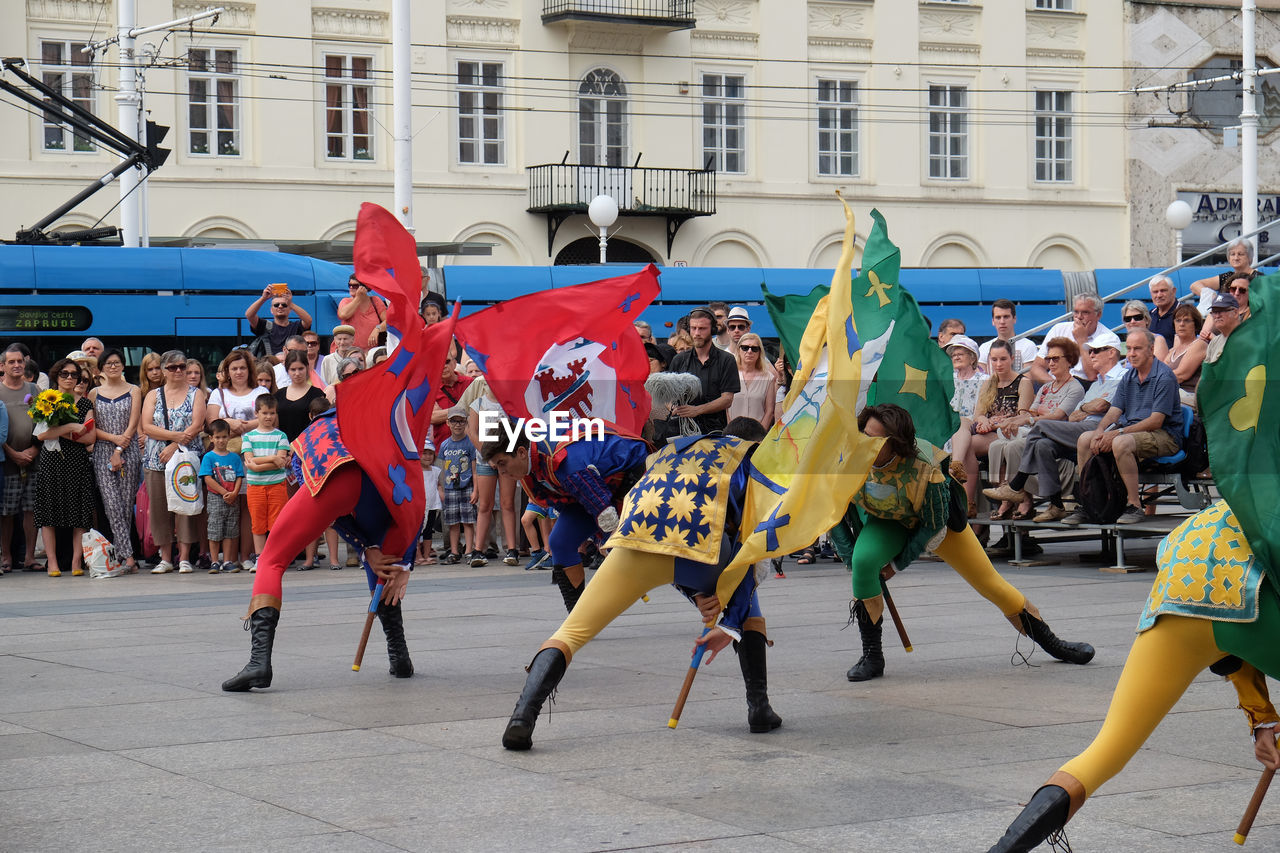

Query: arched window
left=579, top=68, right=627, bottom=167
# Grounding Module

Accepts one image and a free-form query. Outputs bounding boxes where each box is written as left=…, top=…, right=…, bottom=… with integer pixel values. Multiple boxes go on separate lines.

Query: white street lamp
left=1166, top=199, right=1193, bottom=265
left=588, top=194, right=619, bottom=264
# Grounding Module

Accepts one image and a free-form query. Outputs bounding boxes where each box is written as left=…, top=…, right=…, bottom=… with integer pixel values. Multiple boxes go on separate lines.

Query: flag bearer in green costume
left=985, top=272, right=1280, bottom=853
left=834, top=403, right=1095, bottom=682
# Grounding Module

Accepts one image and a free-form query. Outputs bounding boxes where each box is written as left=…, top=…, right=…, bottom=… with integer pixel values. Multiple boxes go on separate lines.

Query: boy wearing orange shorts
left=242, top=395, right=291, bottom=559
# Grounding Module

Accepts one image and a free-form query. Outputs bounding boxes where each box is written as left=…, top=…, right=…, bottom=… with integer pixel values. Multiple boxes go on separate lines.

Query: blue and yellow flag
left=714, top=196, right=884, bottom=605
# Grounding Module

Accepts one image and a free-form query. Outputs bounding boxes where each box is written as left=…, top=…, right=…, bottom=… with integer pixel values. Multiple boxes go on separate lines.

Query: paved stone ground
left=1, top=536, right=1276, bottom=852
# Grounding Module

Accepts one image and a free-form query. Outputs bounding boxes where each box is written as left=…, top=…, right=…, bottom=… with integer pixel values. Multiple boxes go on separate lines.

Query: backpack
left=1180, top=415, right=1209, bottom=476
left=1075, top=452, right=1126, bottom=524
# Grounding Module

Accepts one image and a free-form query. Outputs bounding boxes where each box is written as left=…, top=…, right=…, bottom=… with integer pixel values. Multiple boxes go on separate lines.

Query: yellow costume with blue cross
left=501, top=432, right=782, bottom=751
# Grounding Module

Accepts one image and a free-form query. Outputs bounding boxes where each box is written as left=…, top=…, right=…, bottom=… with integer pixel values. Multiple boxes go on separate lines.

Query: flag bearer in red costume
left=222, top=204, right=455, bottom=692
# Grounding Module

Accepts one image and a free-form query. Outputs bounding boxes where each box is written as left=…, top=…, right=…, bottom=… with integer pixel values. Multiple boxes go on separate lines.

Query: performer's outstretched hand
left=1255, top=727, right=1280, bottom=770
left=694, top=626, right=733, bottom=664
left=366, top=547, right=411, bottom=606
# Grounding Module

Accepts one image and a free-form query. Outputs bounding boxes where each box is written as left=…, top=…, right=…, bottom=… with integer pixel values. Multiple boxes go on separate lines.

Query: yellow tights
left=547, top=548, right=675, bottom=662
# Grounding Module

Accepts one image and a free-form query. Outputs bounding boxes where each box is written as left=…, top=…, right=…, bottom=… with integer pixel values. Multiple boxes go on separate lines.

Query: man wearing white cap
left=724, top=306, right=752, bottom=349
left=984, top=330, right=1129, bottom=521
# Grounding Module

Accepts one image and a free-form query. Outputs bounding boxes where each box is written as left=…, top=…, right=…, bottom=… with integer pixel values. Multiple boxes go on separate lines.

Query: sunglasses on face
left=341, top=371, right=358, bottom=380
left=1123, top=315, right=1144, bottom=323
left=727, top=323, right=749, bottom=331
left=1230, top=286, right=1250, bottom=295
left=739, top=345, right=760, bottom=352
left=305, top=340, right=320, bottom=347
left=164, top=365, right=185, bottom=372
left=58, top=369, right=81, bottom=379
left=1044, top=355, right=1064, bottom=364
left=272, top=302, right=287, bottom=309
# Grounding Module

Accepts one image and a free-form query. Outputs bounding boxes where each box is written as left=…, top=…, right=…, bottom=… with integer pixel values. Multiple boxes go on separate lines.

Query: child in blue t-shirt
left=438, top=407, right=478, bottom=564
left=199, top=419, right=247, bottom=572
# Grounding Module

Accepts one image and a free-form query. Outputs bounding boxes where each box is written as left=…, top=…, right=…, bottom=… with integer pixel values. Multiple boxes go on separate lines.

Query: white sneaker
left=242, top=557, right=256, bottom=573
left=178, top=560, right=195, bottom=574
left=150, top=560, right=174, bottom=574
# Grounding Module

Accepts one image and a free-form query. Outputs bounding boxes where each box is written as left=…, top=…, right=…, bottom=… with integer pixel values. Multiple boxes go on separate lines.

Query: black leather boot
left=987, top=784, right=1071, bottom=853
left=550, top=565, right=584, bottom=613
left=846, top=600, right=885, bottom=682
left=222, top=607, right=279, bottom=692
left=735, top=630, right=782, bottom=733
left=502, top=647, right=568, bottom=751
left=1019, top=610, right=1095, bottom=665
left=377, top=601, right=414, bottom=678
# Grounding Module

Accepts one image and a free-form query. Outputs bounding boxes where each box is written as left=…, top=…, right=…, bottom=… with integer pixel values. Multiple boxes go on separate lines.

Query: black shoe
left=551, top=565, right=584, bottom=613
left=736, top=630, right=782, bottom=733
left=1019, top=609, right=1095, bottom=665
left=502, top=647, right=568, bottom=750
left=222, top=607, right=279, bottom=692
left=846, top=600, right=885, bottom=682
left=987, top=784, right=1072, bottom=853
left=469, top=550, right=488, bottom=568
left=443, top=551, right=459, bottom=565
left=377, top=601, right=414, bottom=678
left=485, top=544, right=499, bottom=559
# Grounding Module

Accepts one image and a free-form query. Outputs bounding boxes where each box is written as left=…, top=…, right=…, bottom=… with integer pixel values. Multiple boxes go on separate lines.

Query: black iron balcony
left=542, top=0, right=696, bottom=30
left=527, top=163, right=716, bottom=257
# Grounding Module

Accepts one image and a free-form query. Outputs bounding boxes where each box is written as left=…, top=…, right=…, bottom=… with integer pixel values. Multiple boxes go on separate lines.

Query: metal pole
left=392, top=0, right=413, bottom=233
left=115, top=0, right=139, bottom=247
left=1175, top=228, right=1183, bottom=265
left=598, top=226, right=608, bottom=263
left=1242, top=0, right=1259, bottom=254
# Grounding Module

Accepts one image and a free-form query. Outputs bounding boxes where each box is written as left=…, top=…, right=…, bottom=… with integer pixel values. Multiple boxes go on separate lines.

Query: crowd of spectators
left=0, top=246, right=1253, bottom=576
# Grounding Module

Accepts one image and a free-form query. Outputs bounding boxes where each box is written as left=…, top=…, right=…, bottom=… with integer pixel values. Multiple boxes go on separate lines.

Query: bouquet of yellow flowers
left=27, top=389, right=78, bottom=451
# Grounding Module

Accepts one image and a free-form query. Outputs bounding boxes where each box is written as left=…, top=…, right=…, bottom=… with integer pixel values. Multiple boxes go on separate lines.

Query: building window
left=1033, top=90, right=1072, bottom=182
left=817, top=79, right=858, bottom=177
left=1034, top=0, right=1073, bottom=9
left=457, top=60, right=504, bottom=166
left=579, top=68, right=627, bottom=167
left=39, top=40, right=95, bottom=152
left=927, top=84, right=968, bottom=180
left=702, top=73, right=745, bottom=174
left=187, top=48, right=240, bottom=156
left=324, top=54, right=373, bottom=161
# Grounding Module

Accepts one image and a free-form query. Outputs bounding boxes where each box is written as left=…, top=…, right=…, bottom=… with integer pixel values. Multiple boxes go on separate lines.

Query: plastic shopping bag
left=83, top=529, right=125, bottom=579
left=164, top=447, right=204, bottom=515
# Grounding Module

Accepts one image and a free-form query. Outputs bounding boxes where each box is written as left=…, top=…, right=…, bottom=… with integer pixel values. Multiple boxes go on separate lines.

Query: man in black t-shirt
left=245, top=286, right=313, bottom=356
left=668, top=307, right=739, bottom=433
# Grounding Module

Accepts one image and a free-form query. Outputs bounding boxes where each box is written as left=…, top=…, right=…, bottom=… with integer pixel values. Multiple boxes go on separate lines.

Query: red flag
left=334, top=203, right=457, bottom=538
left=454, top=265, right=660, bottom=436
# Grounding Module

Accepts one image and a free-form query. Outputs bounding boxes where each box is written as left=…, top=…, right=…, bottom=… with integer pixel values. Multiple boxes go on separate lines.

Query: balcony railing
left=527, top=163, right=716, bottom=257
left=542, top=0, right=696, bottom=29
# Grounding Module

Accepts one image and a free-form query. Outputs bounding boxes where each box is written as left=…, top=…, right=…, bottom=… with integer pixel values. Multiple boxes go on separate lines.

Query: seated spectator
left=1202, top=270, right=1253, bottom=340
left=321, top=325, right=358, bottom=386
left=726, top=332, right=776, bottom=428
left=633, top=320, right=654, bottom=344
left=977, top=299, right=1037, bottom=374
left=1163, top=304, right=1206, bottom=409
left=1203, top=291, right=1243, bottom=363
left=956, top=340, right=1032, bottom=514
left=1119, top=300, right=1170, bottom=361
left=947, top=335, right=987, bottom=420
left=1190, top=237, right=1257, bottom=316
left=1031, top=294, right=1108, bottom=383
left=936, top=318, right=965, bottom=347
left=984, top=332, right=1128, bottom=522
left=984, top=337, right=1084, bottom=520
left=1147, top=276, right=1177, bottom=346
left=1062, top=329, right=1183, bottom=525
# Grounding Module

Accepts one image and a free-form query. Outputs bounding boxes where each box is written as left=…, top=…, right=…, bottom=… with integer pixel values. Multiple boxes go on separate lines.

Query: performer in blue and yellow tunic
left=487, top=417, right=782, bottom=750
left=833, top=404, right=1095, bottom=682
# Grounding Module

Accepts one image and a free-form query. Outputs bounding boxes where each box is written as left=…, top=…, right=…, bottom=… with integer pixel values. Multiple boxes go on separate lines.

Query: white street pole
left=115, top=0, right=139, bottom=247
left=588, top=195, right=619, bottom=264
left=392, top=0, right=413, bottom=233
left=1242, top=0, right=1259, bottom=253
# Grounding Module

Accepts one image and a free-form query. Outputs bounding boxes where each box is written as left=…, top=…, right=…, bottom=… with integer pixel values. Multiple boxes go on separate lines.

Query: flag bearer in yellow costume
left=986, top=273, right=1280, bottom=852
left=490, top=416, right=783, bottom=750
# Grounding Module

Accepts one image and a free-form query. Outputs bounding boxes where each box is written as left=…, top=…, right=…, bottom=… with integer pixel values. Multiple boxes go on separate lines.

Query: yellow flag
left=714, top=196, right=884, bottom=605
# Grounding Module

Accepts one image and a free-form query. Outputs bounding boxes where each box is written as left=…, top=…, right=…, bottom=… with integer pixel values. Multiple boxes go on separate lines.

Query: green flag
left=852, top=210, right=959, bottom=448
left=763, top=283, right=827, bottom=367
left=1197, top=272, right=1280, bottom=574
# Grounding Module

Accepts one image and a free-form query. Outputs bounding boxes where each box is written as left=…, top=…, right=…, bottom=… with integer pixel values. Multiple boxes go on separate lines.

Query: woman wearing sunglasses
left=33, top=359, right=97, bottom=577
left=141, top=350, right=206, bottom=574
left=1119, top=300, right=1170, bottom=362
left=726, top=333, right=777, bottom=429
